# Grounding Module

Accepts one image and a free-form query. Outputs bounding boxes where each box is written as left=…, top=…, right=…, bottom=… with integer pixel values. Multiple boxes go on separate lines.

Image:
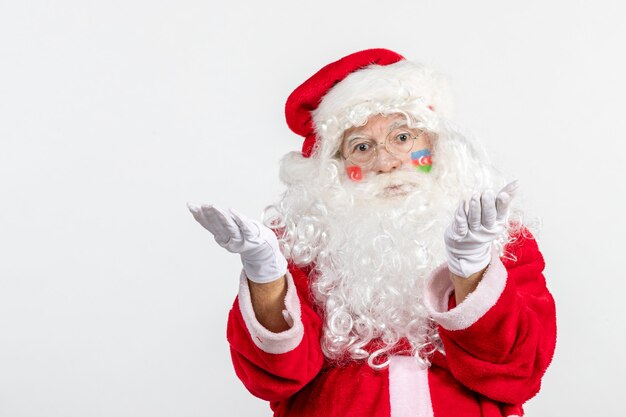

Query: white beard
left=265, top=125, right=512, bottom=368
left=267, top=161, right=462, bottom=368
left=318, top=170, right=457, bottom=367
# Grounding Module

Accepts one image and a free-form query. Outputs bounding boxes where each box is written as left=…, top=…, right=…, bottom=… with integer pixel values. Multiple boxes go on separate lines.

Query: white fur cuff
left=423, top=252, right=507, bottom=331
left=237, top=270, right=304, bottom=354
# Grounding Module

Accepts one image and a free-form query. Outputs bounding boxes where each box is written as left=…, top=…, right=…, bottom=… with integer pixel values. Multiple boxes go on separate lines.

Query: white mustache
left=350, top=168, right=425, bottom=197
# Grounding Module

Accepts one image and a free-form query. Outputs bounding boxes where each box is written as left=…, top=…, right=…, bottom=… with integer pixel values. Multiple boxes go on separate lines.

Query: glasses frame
left=340, top=128, right=429, bottom=167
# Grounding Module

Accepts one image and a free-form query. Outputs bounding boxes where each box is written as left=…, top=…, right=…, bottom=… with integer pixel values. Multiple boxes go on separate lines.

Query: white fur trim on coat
left=389, top=356, right=434, bottom=417
left=237, top=270, right=304, bottom=354
left=423, top=252, right=507, bottom=331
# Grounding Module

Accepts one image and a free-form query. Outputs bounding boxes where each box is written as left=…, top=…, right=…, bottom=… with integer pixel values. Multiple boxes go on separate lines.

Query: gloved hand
left=444, top=181, right=519, bottom=278
left=187, top=204, right=287, bottom=284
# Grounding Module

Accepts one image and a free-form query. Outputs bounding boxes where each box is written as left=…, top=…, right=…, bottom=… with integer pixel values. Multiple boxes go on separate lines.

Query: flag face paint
left=411, top=149, right=432, bottom=173
left=346, top=166, right=363, bottom=181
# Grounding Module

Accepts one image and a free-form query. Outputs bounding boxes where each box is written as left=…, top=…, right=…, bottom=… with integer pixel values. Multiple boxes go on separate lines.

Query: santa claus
left=188, top=49, right=556, bottom=417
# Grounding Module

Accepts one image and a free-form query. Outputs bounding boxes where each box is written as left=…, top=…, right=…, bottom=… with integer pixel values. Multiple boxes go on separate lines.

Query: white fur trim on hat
left=312, top=60, right=454, bottom=156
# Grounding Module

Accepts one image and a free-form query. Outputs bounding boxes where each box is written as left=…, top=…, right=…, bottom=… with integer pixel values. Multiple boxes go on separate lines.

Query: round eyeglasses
left=341, top=128, right=429, bottom=167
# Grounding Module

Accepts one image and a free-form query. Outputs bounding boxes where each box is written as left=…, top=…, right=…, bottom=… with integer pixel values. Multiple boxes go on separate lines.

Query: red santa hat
left=285, top=48, right=453, bottom=157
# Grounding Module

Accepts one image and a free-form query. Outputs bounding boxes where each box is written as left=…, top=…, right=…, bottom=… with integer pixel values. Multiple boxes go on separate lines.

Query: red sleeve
left=226, top=263, right=325, bottom=402
left=425, top=231, right=557, bottom=404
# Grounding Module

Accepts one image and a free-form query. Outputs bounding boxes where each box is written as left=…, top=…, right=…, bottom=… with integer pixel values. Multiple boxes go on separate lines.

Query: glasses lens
left=387, top=130, right=417, bottom=154
left=347, top=139, right=377, bottom=165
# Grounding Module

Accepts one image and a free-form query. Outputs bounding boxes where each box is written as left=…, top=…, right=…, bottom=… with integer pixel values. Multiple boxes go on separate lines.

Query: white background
left=1, top=1, right=625, bottom=416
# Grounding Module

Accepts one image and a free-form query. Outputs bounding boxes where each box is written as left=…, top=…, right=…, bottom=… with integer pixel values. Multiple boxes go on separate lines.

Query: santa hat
left=285, top=48, right=453, bottom=157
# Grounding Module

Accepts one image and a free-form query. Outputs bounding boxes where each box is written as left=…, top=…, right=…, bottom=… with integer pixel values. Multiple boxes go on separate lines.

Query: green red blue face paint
left=346, top=166, right=363, bottom=181
left=411, top=149, right=432, bottom=173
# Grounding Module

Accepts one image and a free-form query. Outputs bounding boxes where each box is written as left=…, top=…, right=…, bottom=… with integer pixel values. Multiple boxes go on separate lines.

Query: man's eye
left=396, top=133, right=410, bottom=142
left=354, top=143, right=371, bottom=152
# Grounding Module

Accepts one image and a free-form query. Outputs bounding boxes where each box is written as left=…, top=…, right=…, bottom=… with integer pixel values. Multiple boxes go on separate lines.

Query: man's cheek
left=346, top=166, right=363, bottom=181
left=411, top=149, right=432, bottom=173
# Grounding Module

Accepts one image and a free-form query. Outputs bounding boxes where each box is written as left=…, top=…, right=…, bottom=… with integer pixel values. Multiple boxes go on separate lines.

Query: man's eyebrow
left=344, top=133, right=371, bottom=143
left=386, top=120, right=409, bottom=132
left=343, top=120, right=411, bottom=144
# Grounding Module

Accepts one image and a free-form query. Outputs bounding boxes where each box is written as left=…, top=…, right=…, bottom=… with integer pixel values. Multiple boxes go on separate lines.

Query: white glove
left=187, top=204, right=288, bottom=284
left=444, top=181, right=519, bottom=278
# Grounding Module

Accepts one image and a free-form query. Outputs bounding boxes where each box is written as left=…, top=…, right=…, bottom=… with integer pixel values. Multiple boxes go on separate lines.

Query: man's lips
left=380, top=183, right=415, bottom=197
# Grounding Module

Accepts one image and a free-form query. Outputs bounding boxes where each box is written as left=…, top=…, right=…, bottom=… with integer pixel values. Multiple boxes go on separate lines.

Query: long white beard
left=267, top=165, right=461, bottom=368
left=318, top=171, right=458, bottom=367
left=266, top=125, right=513, bottom=368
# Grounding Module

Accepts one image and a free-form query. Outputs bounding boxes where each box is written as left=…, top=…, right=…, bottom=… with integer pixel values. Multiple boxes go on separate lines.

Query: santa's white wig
left=269, top=50, right=528, bottom=369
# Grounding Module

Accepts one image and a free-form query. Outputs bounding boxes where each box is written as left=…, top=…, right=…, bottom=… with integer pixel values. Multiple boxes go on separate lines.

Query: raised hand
left=444, top=181, right=518, bottom=278
left=187, top=204, right=287, bottom=284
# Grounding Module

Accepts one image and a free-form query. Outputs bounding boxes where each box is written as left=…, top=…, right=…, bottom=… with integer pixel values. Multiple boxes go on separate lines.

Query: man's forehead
left=343, top=114, right=408, bottom=137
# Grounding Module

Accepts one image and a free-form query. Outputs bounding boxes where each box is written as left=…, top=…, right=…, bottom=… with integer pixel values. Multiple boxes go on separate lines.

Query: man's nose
left=373, top=145, right=401, bottom=173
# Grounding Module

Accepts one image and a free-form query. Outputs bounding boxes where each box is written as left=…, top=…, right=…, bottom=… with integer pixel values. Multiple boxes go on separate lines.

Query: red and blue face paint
left=411, top=149, right=432, bottom=173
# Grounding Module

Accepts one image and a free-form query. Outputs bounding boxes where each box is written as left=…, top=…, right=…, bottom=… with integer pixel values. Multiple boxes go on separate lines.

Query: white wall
left=1, top=1, right=624, bottom=415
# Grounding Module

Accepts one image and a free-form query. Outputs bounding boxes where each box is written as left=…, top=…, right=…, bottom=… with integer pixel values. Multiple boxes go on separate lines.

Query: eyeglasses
left=341, top=128, right=429, bottom=167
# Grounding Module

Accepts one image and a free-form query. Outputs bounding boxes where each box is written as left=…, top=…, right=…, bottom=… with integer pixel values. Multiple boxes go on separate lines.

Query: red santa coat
left=226, top=232, right=556, bottom=417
